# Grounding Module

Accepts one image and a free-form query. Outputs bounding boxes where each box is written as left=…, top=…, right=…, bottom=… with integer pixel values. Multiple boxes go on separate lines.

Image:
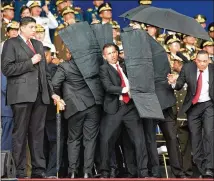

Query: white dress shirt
left=33, top=12, right=58, bottom=44
left=172, top=67, right=210, bottom=103
left=197, top=67, right=211, bottom=103
left=110, top=62, right=131, bottom=100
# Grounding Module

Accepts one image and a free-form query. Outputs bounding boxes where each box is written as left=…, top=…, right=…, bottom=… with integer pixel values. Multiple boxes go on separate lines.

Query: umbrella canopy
left=123, top=6, right=210, bottom=41
left=119, top=5, right=150, bottom=19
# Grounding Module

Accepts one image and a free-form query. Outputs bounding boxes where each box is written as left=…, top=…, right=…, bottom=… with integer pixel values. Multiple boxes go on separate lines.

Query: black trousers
left=187, top=100, right=214, bottom=174
left=143, top=119, right=160, bottom=176
left=144, top=107, right=184, bottom=177
left=11, top=93, right=47, bottom=177
left=67, top=105, right=100, bottom=174
left=100, top=101, right=148, bottom=175
left=177, top=120, right=193, bottom=177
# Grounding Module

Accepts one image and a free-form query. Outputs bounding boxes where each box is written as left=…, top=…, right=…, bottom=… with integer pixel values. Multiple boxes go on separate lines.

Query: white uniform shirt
left=33, top=12, right=58, bottom=44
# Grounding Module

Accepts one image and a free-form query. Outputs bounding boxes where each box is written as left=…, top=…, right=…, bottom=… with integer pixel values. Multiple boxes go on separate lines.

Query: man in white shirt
left=99, top=43, right=148, bottom=178
left=26, top=1, right=58, bottom=45
left=168, top=50, right=214, bottom=178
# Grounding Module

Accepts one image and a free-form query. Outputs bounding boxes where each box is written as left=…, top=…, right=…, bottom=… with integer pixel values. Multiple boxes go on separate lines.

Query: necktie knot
left=26, top=40, right=36, bottom=54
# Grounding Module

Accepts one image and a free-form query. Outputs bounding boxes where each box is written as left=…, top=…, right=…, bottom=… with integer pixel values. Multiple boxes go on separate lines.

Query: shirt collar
left=19, top=34, right=29, bottom=44
left=197, top=66, right=208, bottom=73
left=186, top=44, right=195, bottom=50
left=3, top=18, right=10, bottom=24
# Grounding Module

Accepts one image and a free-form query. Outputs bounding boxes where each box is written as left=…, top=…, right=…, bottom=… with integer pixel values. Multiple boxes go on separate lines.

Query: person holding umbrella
left=52, top=46, right=102, bottom=179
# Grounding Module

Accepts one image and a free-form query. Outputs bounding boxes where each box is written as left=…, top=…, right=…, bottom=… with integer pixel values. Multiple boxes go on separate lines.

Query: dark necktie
left=192, top=70, right=203, bottom=105
left=26, top=40, right=36, bottom=54
left=116, top=64, right=130, bottom=104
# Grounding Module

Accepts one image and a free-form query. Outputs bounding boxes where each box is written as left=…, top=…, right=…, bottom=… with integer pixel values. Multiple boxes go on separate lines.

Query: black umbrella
left=125, top=6, right=210, bottom=41
left=119, top=5, right=150, bottom=19
left=56, top=103, right=61, bottom=178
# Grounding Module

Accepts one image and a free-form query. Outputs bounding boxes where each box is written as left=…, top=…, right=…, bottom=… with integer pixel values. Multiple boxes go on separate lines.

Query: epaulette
left=55, top=24, right=65, bottom=36
left=87, top=8, right=93, bottom=12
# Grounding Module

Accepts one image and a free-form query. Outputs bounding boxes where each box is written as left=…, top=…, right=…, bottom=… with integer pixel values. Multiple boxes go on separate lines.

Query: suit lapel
left=191, top=63, right=197, bottom=92
left=208, top=64, right=213, bottom=86
left=18, top=36, right=35, bottom=58
left=107, top=63, right=121, bottom=84
left=31, top=39, right=43, bottom=71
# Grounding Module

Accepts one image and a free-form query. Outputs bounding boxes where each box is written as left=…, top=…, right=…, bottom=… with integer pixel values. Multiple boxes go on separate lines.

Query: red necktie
left=192, top=70, right=203, bottom=105
left=116, top=64, right=130, bottom=104
left=26, top=40, right=36, bottom=54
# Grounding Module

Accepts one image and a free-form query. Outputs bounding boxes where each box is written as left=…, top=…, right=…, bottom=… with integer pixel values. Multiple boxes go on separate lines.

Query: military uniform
left=1, top=21, right=19, bottom=54
left=1, top=3, right=14, bottom=42
left=208, top=22, right=214, bottom=42
left=201, top=40, right=214, bottom=62
left=85, top=6, right=101, bottom=25
left=194, top=14, right=207, bottom=48
left=180, top=34, right=201, bottom=61
left=26, top=1, right=58, bottom=44
left=165, top=34, right=182, bottom=70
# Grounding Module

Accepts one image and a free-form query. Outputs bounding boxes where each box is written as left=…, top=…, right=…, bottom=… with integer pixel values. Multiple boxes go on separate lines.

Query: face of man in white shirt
left=195, top=53, right=209, bottom=71
left=103, top=45, right=119, bottom=64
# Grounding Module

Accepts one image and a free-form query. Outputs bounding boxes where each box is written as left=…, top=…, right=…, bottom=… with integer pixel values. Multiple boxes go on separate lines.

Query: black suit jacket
left=1, top=36, right=53, bottom=105
left=52, top=60, right=95, bottom=119
left=99, top=61, right=127, bottom=114
left=46, top=63, right=58, bottom=121
left=175, top=62, right=214, bottom=113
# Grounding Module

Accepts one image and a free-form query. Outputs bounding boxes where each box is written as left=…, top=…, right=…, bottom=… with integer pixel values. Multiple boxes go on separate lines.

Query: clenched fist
left=31, top=54, right=41, bottom=65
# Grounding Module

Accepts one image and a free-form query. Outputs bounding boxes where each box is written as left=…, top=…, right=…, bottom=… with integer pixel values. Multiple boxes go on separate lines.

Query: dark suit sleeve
left=1, top=73, right=7, bottom=96
left=175, top=65, right=186, bottom=90
left=99, top=66, right=123, bottom=95
left=52, top=64, right=66, bottom=93
left=1, top=40, right=34, bottom=76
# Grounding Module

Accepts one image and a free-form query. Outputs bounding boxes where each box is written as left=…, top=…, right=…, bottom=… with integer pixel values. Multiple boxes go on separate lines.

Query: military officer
left=26, top=1, right=58, bottom=44
left=66, top=0, right=84, bottom=22
left=171, top=57, right=193, bottom=178
left=54, top=6, right=76, bottom=60
left=165, top=34, right=183, bottom=69
left=194, top=14, right=207, bottom=47
left=85, top=0, right=104, bottom=24
left=194, top=14, right=207, bottom=29
left=94, top=2, right=113, bottom=25
left=52, top=0, right=67, bottom=25
left=201, top=40, right=214, bottom=62
left=1, top=21, right=19, bottom=54
left=1, top=2, right=14, bottom=42
left=112, top=21, right=121, bottom=45
left=208, top=22, right=214, bottom=41
left=181, top=34, right=201, bottom=61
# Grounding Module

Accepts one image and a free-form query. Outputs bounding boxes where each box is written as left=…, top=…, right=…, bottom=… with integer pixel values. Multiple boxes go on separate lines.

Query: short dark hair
left=20, top=17, right=36, bottom=27
left=197, top=50, right=209, bottom=57
left=43, top=46, right=51, bottom=52
left=102, top=43, right=118, bottom=53
left=20, top=5, right=30, bottom=15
